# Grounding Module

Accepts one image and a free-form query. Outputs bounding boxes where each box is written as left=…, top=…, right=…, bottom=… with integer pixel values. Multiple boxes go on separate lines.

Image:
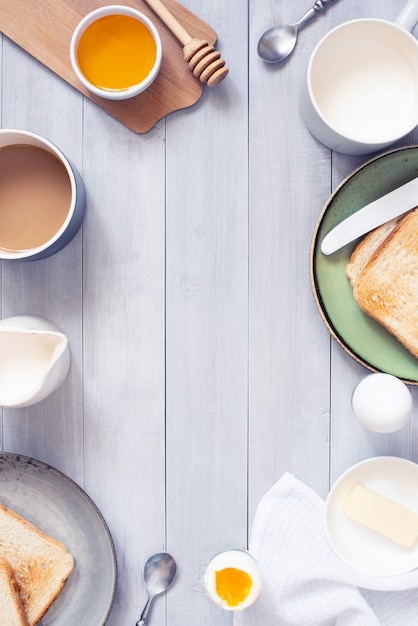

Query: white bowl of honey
left=70, top=5, right=162, bottom=100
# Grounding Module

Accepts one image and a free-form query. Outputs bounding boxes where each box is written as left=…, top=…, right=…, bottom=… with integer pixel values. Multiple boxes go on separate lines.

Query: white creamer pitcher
left=0, top=315, right=70, bottom=408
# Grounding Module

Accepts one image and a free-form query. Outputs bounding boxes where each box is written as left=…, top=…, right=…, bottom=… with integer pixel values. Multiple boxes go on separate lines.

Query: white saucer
left=326, top=456, right=418, bottom=576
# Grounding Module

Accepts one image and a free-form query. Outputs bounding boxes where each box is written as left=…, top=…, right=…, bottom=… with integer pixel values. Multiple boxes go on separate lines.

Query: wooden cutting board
left=0, top=0, right=218, bottom=133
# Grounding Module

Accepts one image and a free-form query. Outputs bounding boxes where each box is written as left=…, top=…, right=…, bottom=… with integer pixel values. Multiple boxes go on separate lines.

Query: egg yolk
left=77, top=15, right=157, bottom=91
left=215, top=567, right=252, bottom=607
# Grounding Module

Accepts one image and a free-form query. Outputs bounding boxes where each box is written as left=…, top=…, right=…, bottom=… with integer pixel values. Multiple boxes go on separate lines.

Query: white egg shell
left=351, top=373, right=412, bottom=433
left=204, top=549, right=262, bottom=610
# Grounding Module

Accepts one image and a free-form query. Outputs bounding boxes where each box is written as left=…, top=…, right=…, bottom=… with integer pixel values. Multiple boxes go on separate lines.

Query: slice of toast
left=0, top=557, right=28, bottom=626
left=351, top=208, right=418, bottom=358
left=0, top=502, right=74, bottom=626
left=346, top=215, right=404, bottom=286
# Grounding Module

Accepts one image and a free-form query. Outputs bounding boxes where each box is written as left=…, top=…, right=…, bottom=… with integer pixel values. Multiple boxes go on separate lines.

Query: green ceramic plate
left=311, top=145, right=418, bottom=384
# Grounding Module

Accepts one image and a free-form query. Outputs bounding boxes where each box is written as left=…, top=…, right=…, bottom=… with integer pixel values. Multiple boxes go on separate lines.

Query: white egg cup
left=204, top=549, right=262, bottom=611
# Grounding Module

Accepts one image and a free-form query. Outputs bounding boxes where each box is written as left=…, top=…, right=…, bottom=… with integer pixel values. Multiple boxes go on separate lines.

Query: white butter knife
left=320, top=176, right=418, bottom=255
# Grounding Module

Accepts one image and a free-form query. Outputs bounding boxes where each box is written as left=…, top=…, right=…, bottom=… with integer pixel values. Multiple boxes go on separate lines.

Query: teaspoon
left=136, top=553, right=177, bottom=626
left=257, top=0, right=333, bottom=63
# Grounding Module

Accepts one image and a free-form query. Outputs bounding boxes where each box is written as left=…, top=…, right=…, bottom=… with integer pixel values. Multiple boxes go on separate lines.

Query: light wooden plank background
left=0, top=0, right=416, bottom=624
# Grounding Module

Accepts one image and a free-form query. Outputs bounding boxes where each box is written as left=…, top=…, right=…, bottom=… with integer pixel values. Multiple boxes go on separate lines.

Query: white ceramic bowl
left=326, top=457, right=418, bottom=575
left=300, top=18, right=418, bottom=155
left=70, top=5, right=162, bottom=100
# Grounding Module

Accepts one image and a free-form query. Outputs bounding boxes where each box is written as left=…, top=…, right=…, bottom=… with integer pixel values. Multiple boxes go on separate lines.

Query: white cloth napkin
left=233, top=473, right=418, bottom=626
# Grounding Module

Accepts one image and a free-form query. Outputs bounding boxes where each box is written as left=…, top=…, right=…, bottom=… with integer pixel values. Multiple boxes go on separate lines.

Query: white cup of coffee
left=300, top=0, right=418, bottom=155
left=0, top=129, right=85, bottom=260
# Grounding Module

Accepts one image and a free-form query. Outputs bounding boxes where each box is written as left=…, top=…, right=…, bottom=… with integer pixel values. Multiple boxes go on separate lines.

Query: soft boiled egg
left=204, top=550, right=262, bottom=610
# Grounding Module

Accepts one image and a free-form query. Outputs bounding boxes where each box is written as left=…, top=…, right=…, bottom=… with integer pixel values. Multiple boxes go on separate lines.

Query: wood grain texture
left=0, top=0, right=218, bottom=133
left=0, top=0, right=416, bottom=625
left=81, top=102, right=166, bottom=622
left=1, top=38, right=84, bottom=485
left=163, top=0, right=247, bottom=619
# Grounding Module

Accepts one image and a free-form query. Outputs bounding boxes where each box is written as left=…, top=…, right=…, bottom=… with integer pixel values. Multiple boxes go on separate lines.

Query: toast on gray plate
left=347, top=207, right=418, bottom=358
left=0, top=502, right=74, bottom=626
left=0, top=557, right=28, bottom=626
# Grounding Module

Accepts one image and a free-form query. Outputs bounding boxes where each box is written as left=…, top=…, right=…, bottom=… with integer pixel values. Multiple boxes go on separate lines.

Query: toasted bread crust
left=350, top=208, right=418, bottom=358
left=0, top=502, right=74, bottom=626
left=346, top=216, right=403, bottom=285
left=0, top=557, right=28, bottom=626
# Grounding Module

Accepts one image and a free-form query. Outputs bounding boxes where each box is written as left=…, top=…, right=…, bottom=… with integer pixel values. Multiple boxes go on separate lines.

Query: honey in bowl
left=76, top=14, right=157, bottom=92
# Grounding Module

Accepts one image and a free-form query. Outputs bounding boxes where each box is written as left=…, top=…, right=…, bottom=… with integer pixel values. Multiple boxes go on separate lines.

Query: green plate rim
left=310, top=144, right=418, bottom=385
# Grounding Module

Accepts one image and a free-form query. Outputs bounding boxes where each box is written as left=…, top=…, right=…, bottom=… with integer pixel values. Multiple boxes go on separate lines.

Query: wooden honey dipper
left=142, top=0, right=229, bottom=86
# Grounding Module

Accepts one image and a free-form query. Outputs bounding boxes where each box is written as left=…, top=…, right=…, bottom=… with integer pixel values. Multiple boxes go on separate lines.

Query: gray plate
left=0, top=453, right=117, bottom=625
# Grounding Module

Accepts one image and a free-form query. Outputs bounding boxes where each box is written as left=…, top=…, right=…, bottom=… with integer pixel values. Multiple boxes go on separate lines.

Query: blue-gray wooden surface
left=1, top=0, right=417, bottom=623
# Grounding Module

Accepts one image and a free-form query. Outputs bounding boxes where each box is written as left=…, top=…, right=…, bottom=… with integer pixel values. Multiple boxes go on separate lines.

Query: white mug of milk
left=300, top=0, right=418, bottom=155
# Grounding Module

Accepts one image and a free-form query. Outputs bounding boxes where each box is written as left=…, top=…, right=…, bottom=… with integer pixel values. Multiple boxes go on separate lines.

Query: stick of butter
left=343, top=484, right=418, bottom=548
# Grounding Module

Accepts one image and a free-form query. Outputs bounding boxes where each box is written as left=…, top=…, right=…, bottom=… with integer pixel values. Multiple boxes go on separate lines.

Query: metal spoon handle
left=136, top=594, right=153, bottom=626
left=295, top=0, right=333, bottom=30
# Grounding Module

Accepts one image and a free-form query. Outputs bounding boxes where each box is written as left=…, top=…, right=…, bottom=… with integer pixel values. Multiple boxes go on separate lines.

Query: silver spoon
left=136, top=553, right=177, bottom=626
left=258, top=0, right=333, bottom=63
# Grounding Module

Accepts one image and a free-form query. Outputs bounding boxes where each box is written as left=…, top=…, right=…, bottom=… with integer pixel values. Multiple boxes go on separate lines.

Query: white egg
left=204, top=550, right=262, bottom=610
left=351, top=373, right=412, bottom=433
